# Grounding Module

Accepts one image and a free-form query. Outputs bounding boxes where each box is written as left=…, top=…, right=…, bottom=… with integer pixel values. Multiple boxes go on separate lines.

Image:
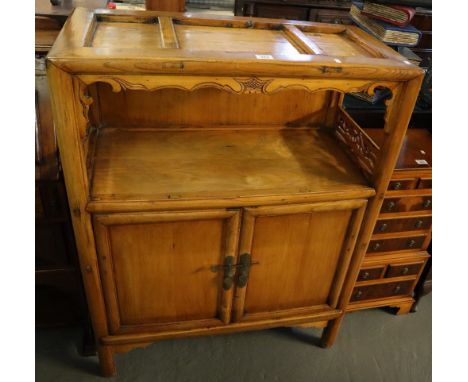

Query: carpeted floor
left=36, top=295, right=431, bottom=381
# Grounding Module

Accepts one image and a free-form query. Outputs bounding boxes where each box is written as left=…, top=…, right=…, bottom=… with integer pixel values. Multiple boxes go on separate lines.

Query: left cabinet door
left=93, top=209, right=240, bottom=334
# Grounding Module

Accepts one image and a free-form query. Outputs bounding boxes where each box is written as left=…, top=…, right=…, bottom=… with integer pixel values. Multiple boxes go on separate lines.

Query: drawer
left=373, top=216, right=432, bottom=234
left=357, top=266, right=384, bottom=281
left=380, top=196, right=432, bottom=214
left=255, top=4, right=308, bottom=20
left=368, top=236, right=426, bottom=253
left=350, top=280, right=414, bottom=302
left=388, top=179, right=418, bottom=191
left=417, top=178, right=432, bottom=189
left=385, top=262, right=424, bottom=278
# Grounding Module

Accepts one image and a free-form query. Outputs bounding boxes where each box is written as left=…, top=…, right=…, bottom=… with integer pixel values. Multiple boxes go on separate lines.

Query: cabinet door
left=93, top=210, right=240, bottom=334
left=233, top=200, right=367, bottom=322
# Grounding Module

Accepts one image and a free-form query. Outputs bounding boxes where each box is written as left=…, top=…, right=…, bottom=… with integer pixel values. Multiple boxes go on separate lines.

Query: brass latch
left=210, top=254, right=257, bottom=290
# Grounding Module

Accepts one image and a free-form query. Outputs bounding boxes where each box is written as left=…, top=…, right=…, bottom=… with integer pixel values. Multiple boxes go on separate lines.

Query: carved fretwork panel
left=334, top=107, right=380, bottom=180
left=77, top=75, right=398, bottom=97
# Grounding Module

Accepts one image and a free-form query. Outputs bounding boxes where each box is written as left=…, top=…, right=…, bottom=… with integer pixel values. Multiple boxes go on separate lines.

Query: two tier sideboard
left=47, top=8, right=424, bottom=376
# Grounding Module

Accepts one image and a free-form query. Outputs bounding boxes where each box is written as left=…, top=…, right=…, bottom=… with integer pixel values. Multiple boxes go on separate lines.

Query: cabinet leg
left=98, top=346, right=116, bottom=377
left=320, top=317, right=343, bottom=348
left=395, top=302, right=413, bottom=316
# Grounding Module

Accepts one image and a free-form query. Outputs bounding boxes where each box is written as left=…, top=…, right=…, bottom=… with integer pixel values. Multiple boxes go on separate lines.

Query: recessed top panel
left=92, top=21, right=162, bottom=49
left=304, top=32, right=374, bottom=57
left=175, top=25, right=302, bottom=56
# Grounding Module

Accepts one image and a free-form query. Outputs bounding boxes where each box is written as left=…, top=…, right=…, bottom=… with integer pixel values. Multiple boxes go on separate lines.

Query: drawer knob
left=407, top=239, right=417, bottom=248
left=414, top=220, right=424, bottom=229
left=386, top=201, right=396, bottom=211
left=372, top=242, right=381, bottom=251
left=362, top=271, right=370, bottom=280
left=393, top=285, right=401, bottom=293
left=355, top=290, right=363, bottom=299
left=393, top=182, right=402, bottom=190
left=402, top=267, right=409, bottom=275
left=423, top=199, right=432, bottom=208
left=378, top=223, right=388, bottom=232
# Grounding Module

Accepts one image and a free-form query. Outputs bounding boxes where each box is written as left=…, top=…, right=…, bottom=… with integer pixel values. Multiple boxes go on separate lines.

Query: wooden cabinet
left=47, top=8, right=423, bottom=376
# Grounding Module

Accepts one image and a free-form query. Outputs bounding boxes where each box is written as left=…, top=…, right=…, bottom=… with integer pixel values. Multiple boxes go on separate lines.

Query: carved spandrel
left=334, top=109, right=380, bottom=178
left=76, top=80, right=94, bottom=140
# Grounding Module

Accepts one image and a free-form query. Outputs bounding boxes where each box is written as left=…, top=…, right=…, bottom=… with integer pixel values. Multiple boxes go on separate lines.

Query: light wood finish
left=91, top=128, right=373, bottom=204
left=94, top=210, right=240, bottom=333
left=48, top=8, right=423, bottom=80
left=92, top=86, right=329, bottom=127
left=47, top=9, right=423, bottom=375
left=233, top=200, right=366, bottom=322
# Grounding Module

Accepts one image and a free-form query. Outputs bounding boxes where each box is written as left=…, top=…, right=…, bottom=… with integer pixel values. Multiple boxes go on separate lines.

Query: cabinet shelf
left=90, top=126, right=375, bottom=206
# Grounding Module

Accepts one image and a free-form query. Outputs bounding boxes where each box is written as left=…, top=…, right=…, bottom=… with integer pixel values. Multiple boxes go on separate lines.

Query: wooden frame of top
left=48, top=7, right=423, bottom=81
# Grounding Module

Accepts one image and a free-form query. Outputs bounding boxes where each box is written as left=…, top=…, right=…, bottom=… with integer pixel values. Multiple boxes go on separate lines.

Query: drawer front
left=385, top=263, right=423, bottom=278
left=417, top=178, right=432, bottom=189
left=256, top=4, right=308, bottom=20
left=380, top=196, right=432, bottom=214
left=368, top=236, right=426, bottom=253
left=388, top=179, right=418, bottom=191
left=350, top=280, right=414, bottom=302
left=373, top=216, right=432, bottom=234
left=357, top=267, right=384, bottom=281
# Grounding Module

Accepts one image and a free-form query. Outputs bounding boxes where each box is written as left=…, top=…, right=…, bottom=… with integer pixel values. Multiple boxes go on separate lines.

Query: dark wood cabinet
left=348, top=129, right=432, bottom=315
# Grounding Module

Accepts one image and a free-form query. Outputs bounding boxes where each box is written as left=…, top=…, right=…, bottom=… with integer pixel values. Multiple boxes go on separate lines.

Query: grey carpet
left=36, top=295, right=431, bottom=381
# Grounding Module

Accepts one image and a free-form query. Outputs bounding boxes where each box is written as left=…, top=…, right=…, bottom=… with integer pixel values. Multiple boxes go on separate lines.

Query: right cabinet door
left=233, top=200, right=367, bottom=322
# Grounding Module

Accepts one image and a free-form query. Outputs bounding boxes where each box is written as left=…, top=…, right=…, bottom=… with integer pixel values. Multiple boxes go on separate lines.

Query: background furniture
left=47, top=8, right=423, bottom=376
left=347, top=128, right=432, bottom=314
left=35, top=0, right=108, bottom=334
left=145, top=0, right=185, bottom=11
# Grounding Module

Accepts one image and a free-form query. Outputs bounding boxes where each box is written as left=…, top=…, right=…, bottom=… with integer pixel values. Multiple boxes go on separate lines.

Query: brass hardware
left=223, top=256, right=235, bottom=291
left=378, top=223, right=388, bottom=232
left=414, top=220, right=424, bottom=229
left=407, top=239, right=417, bottom=248
left=211, top=254, right=258, bottom=290
left=237, top=253, right=252, bottom=288
left=362, top=271, right=370, bottom=280
left=402, top=267, right=409, bottom=275
left=393, top=182, right=402, bottom=190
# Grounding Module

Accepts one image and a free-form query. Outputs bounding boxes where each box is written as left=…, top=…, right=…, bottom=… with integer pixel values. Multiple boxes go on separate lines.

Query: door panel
left=234, top=200, right=367, bottom=322
left=93, top=210, right=240, bottom=334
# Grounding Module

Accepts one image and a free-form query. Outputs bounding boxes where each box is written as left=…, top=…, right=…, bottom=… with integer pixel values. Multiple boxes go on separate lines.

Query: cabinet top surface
left=366, top=128, right=432, bottom=170
left=47, top=8, right=423, bottom=80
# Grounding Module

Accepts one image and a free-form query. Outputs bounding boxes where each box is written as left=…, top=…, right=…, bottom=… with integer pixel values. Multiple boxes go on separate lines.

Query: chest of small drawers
left=348, top=128, right=432, bottom=314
